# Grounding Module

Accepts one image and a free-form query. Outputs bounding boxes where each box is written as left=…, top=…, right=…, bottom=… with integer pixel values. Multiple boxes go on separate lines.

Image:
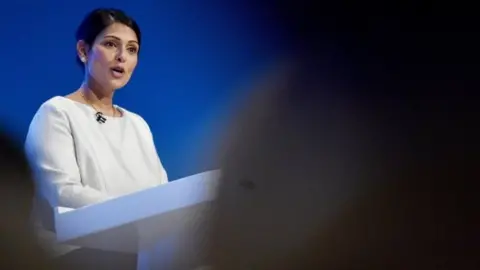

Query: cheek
left=91, top=49, right=112, bottom=68
left=87, top=50, right=112, bottom=78
left=127, top=58, right=138, bottom=73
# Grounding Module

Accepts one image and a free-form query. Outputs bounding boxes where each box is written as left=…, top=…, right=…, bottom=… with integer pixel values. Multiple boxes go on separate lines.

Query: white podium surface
left=54, top=170, right=220, bottom=270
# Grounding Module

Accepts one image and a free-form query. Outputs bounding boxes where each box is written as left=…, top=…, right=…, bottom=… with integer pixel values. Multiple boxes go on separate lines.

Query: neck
left=80, top=78, right=114, bottom=109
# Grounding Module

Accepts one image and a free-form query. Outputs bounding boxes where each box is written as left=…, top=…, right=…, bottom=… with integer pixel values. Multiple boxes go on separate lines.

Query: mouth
left=111, top=66, right=125, bottom=77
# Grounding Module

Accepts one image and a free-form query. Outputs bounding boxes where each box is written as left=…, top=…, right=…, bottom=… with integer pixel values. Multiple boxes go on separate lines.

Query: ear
left=76, top=40, right=90, bottom=63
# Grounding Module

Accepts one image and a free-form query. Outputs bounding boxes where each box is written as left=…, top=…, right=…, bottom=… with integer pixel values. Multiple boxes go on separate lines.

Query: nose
left=116, top=49, right=126, bottom=63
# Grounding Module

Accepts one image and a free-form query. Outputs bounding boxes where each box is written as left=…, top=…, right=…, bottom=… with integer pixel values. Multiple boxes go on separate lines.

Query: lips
left=111, top=66, right=125, bottom=78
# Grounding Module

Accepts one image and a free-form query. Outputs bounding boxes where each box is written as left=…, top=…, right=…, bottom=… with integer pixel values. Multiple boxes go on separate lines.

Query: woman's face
left=83, top=23, right=140, bottom=91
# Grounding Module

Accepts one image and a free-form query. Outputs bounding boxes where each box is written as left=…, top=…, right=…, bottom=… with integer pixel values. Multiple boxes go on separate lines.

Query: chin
left=109, top=80, right=128, bottom=90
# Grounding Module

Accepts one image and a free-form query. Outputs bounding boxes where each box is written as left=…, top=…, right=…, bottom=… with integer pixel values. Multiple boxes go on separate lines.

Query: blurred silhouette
left=207, top=2, right=478, bottom=270
left=0, top=128, right=53, bottom=269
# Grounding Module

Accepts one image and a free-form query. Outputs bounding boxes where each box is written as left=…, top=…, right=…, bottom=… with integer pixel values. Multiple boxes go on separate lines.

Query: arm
left=149, top=129, right=168, bottom=185
left=138, top=115, right=168, bottom=185
left=156, top=153, right=168, bottom=185
left=25, top=102, right=110, bottom=209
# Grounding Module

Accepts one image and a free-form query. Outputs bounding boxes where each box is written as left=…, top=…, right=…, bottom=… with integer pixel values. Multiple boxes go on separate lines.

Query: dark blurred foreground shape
left=207, top=2, right=478, bottom=270
left=0, top=128, right=54, bottom=269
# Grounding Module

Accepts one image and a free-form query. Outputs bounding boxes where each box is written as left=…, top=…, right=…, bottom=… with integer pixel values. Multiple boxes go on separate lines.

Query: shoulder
left=27, top=96, right=79, bottom=135
left=26, top=97, right=74, bottom=146
left=35, top=96, right=75, bottom=117
left=120, top=107, right=152, bottom=132
left=120, top=107, right=148, bottom=126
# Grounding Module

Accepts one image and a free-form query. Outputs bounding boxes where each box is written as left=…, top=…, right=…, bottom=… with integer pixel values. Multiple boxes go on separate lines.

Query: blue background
left=0, top=1, right=284, bottom=180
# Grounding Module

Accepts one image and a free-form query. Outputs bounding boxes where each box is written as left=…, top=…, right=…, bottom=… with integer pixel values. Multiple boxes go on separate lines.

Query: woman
left=25, top=8, right=168, bottom=269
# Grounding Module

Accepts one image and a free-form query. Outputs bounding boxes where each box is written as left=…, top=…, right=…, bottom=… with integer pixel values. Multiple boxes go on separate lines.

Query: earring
left=81, top=56, right=86, bottom=62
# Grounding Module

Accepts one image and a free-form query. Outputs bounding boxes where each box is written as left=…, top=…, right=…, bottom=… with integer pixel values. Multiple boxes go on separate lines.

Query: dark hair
left=75, top=8, right=142, bottom=68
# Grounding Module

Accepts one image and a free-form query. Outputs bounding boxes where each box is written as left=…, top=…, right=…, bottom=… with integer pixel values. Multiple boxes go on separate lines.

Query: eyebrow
left=103, top=35, right=139, bottom=45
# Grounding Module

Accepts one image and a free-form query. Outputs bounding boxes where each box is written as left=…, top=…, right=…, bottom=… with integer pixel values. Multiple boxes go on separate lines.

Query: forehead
left=95, top=23, right=138, bottom=43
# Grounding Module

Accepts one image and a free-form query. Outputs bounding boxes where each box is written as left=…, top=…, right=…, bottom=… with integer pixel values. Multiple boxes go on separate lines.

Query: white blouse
left=25, top=96, right=168, bottom=210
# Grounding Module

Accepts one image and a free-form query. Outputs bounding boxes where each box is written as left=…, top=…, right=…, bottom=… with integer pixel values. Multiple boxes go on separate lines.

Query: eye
left=104, top=41, right=116, bottom=48
left=127, top=47, right=138, bottom=54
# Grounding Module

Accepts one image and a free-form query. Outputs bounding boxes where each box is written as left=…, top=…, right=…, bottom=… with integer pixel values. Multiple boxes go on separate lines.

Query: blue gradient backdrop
left=0, top=1, right=283, bottom=180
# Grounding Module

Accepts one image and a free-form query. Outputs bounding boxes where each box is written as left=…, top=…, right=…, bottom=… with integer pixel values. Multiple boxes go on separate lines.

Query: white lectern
left=54, top=170, right=220, bottom=270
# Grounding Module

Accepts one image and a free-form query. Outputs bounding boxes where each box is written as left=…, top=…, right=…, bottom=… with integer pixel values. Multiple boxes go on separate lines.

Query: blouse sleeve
left=148, top=128, right=168, bottom=185
left=138, top=116, right=168, bottom=185
left=25, top=102, right=110, bottom=209
left=157, top=154, right=169, bottom=185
